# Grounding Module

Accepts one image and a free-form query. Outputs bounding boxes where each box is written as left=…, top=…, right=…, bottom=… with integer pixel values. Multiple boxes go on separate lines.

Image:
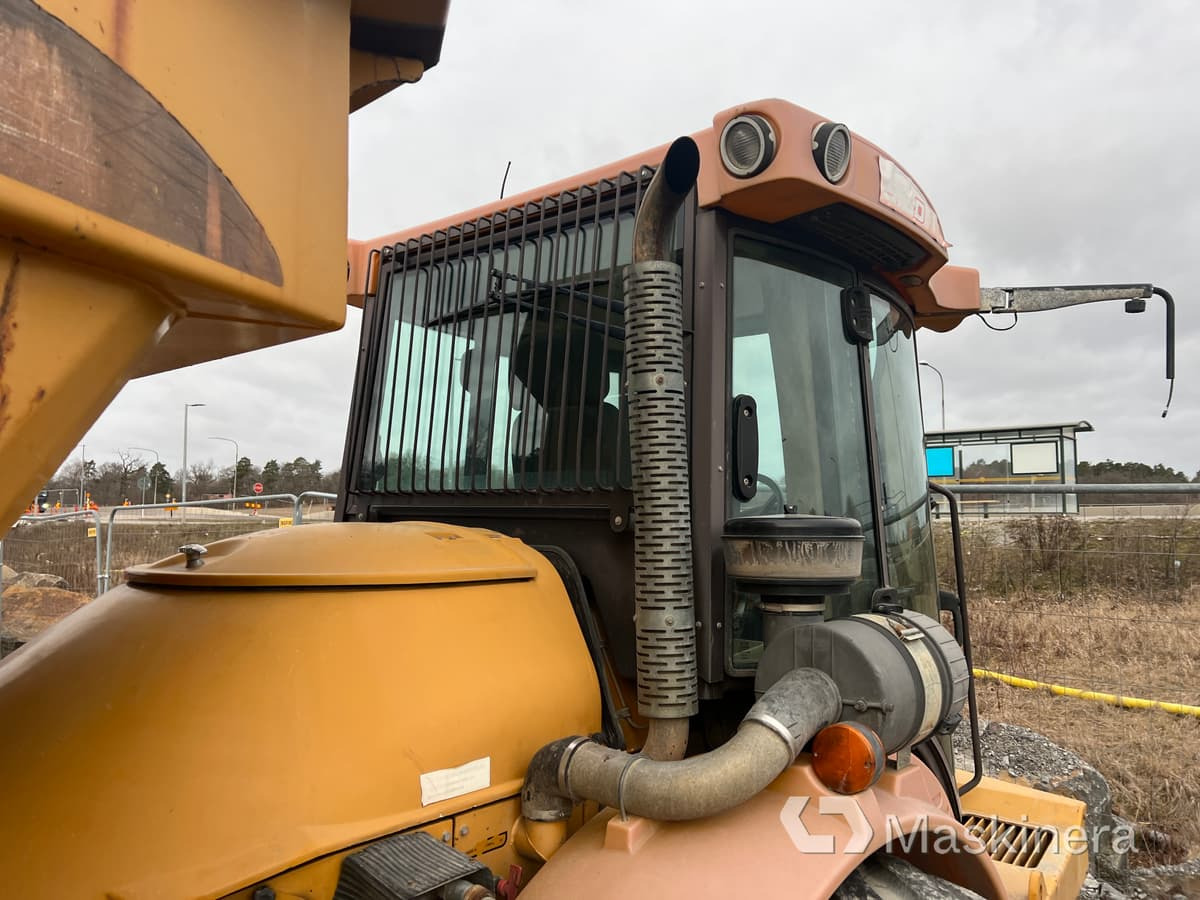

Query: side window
left=360, top=208, right=637, bottom=492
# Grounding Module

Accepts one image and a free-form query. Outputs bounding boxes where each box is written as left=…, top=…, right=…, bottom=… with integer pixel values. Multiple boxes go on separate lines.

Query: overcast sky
left=73, top=0, right=1199, bottom=481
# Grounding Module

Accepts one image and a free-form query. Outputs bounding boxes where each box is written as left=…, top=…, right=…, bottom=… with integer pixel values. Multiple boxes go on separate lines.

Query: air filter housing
left=723, top=515, right=864, bottom=596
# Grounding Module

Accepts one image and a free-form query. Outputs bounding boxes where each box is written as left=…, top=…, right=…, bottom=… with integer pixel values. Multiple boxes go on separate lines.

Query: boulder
left=1, top=564, right=16, bottom=585
left=6, top=571, right=69, bottom=590
left=0, top=585, right=91, bottom=649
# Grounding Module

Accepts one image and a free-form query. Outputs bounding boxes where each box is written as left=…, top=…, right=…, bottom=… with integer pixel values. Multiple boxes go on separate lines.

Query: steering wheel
left=744, top=473, right=785, bottom=516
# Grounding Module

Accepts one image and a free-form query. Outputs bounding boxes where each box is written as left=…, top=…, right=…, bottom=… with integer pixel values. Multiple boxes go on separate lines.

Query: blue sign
left=926, top=446, right=955, bottom=477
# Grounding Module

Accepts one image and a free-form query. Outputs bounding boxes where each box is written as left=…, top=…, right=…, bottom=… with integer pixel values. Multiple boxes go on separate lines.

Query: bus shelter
left=924, top=421, right=1093, bottom=515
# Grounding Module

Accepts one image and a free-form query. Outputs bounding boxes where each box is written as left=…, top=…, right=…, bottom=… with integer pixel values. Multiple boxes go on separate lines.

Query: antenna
left=499, top=160, right=512, bottom=200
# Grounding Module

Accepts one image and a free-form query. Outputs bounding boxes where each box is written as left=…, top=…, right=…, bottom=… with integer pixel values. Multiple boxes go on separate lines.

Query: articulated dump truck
left=0, top=4, right=1178, bottom=898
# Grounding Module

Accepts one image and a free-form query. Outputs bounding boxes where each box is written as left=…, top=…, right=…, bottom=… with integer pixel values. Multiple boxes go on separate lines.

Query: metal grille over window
left=359, top=170, right=659, bottom=494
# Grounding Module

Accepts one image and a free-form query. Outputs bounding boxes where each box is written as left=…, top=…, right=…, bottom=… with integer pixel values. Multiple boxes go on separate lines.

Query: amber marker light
left=811, top=722, right=885, bottom=794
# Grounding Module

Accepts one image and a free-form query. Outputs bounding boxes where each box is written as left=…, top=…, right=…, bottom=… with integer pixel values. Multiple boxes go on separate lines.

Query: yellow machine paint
left=0, top=4, right=1110, bottom=894
left=0, top=0, right=446, bottom=532
left=959, top=776, right=1090, bottom=900
left=0, top=523, right=599, bottom=897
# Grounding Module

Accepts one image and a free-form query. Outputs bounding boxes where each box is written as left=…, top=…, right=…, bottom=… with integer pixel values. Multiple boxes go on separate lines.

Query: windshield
left=727, top=237, right=937, bottom=668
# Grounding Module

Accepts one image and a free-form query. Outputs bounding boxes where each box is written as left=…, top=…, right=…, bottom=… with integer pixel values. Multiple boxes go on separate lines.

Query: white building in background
left=924, top=421, right=1093, bottom=516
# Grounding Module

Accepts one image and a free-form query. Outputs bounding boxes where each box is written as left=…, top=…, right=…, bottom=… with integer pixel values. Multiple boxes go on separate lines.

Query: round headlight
left=719, top=114, right=776, bottom=178
left=811, top=122, right=851, bottom=183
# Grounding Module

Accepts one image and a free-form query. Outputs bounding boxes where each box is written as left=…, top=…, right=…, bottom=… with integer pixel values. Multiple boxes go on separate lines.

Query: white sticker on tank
left=420, top=757, right=491, bottom=806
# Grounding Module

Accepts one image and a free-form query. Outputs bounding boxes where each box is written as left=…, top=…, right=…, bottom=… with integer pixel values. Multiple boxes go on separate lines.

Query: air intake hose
left=522, top=668, right=841, bottom=823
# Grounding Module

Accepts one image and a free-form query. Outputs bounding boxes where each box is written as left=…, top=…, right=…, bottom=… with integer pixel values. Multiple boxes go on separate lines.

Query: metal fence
left=0, top=509, right=104, bottom=596
left=935, top=483, right=1200, bottom=862
left=2, top=493, right=339, bottom=597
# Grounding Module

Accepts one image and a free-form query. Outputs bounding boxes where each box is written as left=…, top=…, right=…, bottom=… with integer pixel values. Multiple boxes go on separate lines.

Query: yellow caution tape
left=973, top=668, right=1200, bottom=718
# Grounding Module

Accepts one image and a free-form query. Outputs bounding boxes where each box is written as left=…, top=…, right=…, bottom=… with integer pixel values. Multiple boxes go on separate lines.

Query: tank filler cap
left=179, top=544, right=208, bottom=569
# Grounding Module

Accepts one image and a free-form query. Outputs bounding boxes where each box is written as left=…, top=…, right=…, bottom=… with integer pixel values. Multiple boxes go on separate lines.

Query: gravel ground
left=954, top=720, right=1197, bottom=899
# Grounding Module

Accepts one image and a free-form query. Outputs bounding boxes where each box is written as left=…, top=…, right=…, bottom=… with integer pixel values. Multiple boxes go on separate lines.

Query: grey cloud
left=74, top=0, right=1199, bottom=478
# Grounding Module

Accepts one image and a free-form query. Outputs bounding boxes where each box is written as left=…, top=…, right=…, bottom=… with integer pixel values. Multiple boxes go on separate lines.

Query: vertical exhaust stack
left=623, top=137, right=702, bottom=760
left=520, top=138, right=846, bottom=832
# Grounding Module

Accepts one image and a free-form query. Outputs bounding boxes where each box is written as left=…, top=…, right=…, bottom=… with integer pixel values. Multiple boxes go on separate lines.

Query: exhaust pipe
left=520, top=139, right=848, bottom=834
left=623, top=136, right=702, bottom=761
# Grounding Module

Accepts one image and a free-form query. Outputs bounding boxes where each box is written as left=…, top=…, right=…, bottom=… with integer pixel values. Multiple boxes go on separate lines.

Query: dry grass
left=939, top=517, right=1200, bottom=865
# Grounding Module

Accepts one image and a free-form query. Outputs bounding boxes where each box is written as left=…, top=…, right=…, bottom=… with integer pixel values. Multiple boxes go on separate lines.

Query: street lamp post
left=209, top=436, right=239, bottom=499
left=181, top=403, right=206, bottom=509
left=78, top=443, right=85, bottom=509
left=130, top=447, right=161, bottom=505
left=918, top=361, right=946, bottom=432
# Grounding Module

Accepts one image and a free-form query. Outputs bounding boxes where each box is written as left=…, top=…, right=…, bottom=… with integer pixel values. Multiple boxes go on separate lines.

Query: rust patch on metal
left=0, top=254, right=20, bottom=438
left=205, top=161, right=222, bottom=261
left=0, top=0, right=282, bottom=284
left=110, top=0, right=128, bottom=66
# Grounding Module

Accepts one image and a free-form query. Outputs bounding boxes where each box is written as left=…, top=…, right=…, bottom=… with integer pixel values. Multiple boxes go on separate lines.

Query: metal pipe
left=621, top=137, right=701, bottom=760
left=631, top=137, right=700, bottom=265
left=523, top=668, right=840, bottom=823
left=946, top=482, right=1200, bottom=494
left=209, top=436, right=239, bottom=498
left=622, top=138, right=703, bottom=757
left=293, top=491, right=338, bottom=525
left=103, top=494, right=299, bottom=592
left=181, top=402, right=205, bottom=518
left=928, top=481, right=983, bottom=796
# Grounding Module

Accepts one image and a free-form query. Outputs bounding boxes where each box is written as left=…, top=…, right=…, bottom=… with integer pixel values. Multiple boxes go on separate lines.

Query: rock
left=1081, top=873, right=1131, bottom=899
left=1119, top=858, right=1200, bottom=899
left=1, top=563, right=16, bottom=585
left=5, top=572, right=68, bottom=590
left=0, top=585, right=91, bottom=647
